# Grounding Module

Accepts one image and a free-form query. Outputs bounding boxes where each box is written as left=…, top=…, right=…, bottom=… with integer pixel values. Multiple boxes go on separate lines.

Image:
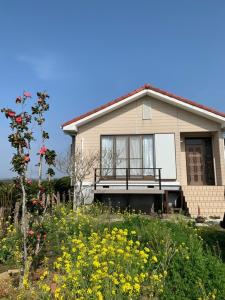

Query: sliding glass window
left=101, top=136, right=113, bottom=176
left=116, top=136, right=128, bottom=176
left=101, top=135, right=154, bottom=178
left=130, top=136, right=142, bottom=176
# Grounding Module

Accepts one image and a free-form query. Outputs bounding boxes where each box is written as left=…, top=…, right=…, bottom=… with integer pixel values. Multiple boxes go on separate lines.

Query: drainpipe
left=71, top=133, right=77, bottom=210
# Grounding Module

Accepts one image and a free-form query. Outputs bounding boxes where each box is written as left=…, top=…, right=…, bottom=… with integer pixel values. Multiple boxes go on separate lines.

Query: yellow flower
left=151, top=255, right=158, bottom=263
left=23, top=277, right=29, bottom=289
left=139, top=250, right=148, bottom=260
left=42, top=270, right=49, bottom=277
left=128, top=240, right=134, bottom=246
left=126, top=274, right=132, bottom=281
left=120, top=278, right=126, bottom=283
left=40, top=270, right=49, bottom=281
left=134, top=283, right=140, bottom=293
left=117, top=249, right=124, bottom=254
left=140, top=272, right=146, bottom=280
left=55, top=287, right=62, bottom=299
left=135, top=241, right=140, bottom=246
left=93, top=260, right=101, bottom=268
left=41, top=283, right=51, bottom=292
left=121, top=282, right=133, bottom=293
left=53, top=274, right=59, bottom=282
left=151, top=274, right=160, bottom=281
left=96, top=291, right=104, bottom=300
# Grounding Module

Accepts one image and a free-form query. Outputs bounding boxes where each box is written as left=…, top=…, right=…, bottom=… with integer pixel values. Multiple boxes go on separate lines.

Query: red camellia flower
left=15, top=116, right=22, bottom=124
left=23, top=91, right=32, bottom=98
left=8, top=110, right=16, bottom=118
left=28, top=229, right=34, bottom=236
left=24, top=154, right=30, bottom=162
left=39, top=146, right=48, bottom=155
left=27, top=179, right=32, bottom=185
left=32, top=199, right=37, bottom=205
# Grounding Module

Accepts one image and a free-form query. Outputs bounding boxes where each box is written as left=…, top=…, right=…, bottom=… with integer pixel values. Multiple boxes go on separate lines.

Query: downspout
left=71, top=133, right=77, bottom=210
left=71, top=133, right=76, bottom=184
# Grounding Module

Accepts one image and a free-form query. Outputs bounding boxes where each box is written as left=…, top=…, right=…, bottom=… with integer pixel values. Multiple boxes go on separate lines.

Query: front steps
left=182, top=186, right=225, bottom=218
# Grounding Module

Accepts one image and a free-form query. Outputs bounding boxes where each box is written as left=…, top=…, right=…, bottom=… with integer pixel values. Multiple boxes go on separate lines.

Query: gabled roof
left=62, top=84, right=225, bottom=132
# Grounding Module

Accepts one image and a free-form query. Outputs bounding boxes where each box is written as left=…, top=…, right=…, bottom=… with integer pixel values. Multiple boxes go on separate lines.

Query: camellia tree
left=1, top=91, right=56, bottom=287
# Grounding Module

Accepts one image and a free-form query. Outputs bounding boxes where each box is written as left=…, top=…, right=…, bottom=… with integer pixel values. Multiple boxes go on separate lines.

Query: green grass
left=198, top=225, right=225, bottom=262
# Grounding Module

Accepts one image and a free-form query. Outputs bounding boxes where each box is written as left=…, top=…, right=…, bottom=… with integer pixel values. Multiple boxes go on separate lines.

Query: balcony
left=94, top=168, right=163, bottom=194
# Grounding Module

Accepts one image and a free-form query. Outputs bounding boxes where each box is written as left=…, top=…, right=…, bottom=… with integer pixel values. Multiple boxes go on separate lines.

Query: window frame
left=100, top=134, right=155, bottom=179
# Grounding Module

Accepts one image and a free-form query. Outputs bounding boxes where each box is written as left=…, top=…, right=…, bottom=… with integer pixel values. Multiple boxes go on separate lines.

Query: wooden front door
left=185, top=138, right=215, bottom=186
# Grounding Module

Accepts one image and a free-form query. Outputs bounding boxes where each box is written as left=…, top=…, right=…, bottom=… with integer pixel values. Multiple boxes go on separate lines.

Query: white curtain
left=116, top=136, right=127, bottom=176
left=143, top=136, right=154, bottom=176
left=101, top=135, right=154, bottom=178
left=130, top=136, right=142, bottom=176
left=101, top=136, right=113, bottom=176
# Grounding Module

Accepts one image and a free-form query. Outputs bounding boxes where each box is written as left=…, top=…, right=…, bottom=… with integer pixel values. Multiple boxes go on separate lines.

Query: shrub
left=0, top=223, right=22, bottom=266
left=53, top=177, right=71, bottom=193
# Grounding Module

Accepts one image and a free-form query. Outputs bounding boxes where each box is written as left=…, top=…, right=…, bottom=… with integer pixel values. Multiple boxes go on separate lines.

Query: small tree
left=1, top=91, right=56, bottom=287
left=56, top=148, right=99, bottom=210
left=56, top=147, right=115, bottom=210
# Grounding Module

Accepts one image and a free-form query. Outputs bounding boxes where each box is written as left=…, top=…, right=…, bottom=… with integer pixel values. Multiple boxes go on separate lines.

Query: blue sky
left=1, top=0, right=225, bottom=178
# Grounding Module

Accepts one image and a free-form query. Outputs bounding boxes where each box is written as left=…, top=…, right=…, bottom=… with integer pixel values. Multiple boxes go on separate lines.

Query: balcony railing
left=94, top=168, right=162, bottom=190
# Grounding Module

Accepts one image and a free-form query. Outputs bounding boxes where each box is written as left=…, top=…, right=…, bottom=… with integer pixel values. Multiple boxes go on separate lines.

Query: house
left=62, top=84, right=225, bottom=218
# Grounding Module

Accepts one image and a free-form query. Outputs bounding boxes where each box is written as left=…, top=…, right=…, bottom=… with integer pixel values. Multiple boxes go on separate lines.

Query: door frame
left=185, top=137, right=215, bottom=186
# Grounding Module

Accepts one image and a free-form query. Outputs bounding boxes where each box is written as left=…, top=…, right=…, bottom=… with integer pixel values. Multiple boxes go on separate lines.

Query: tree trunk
left=14, top=201, right=20, bottom=228
left=73, top=185, right=77, bottom=211
left=19, top=176, right=28, bottom=288
left=20, top=178, right=27, bottom=263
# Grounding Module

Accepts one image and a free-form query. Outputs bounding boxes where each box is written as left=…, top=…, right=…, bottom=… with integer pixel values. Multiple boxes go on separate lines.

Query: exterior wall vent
left=142, top=99, right=151, bottom=120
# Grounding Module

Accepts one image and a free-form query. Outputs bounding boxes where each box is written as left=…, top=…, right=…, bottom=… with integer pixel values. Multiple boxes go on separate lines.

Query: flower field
left=1, top=205, right=225, bottom=299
